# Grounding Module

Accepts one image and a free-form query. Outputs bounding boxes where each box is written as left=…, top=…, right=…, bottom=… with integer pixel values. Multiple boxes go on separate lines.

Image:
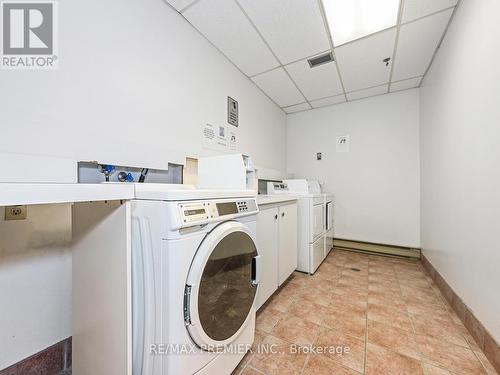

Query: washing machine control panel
left=179, top=198, right=257, bottom=225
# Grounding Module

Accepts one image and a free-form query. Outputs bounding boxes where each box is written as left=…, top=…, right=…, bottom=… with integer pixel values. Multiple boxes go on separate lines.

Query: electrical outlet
left=5, top=205, right=28, bottom=220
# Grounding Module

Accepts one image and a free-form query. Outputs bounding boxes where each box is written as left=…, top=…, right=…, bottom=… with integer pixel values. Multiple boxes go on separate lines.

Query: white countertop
left=256, top=194, right=299, bottom=206
left=134, top=183, right=256, bottom=201
left=0, top=183, right=135, bottom=206
left=0, top=183, right=300, bottom=207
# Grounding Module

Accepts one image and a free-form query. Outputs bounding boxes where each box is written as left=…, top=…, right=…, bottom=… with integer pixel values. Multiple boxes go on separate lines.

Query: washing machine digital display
left=180, top=203, right=209, bottom=223
left=216, top=202, right=238, bottom=216
left=184, top=208, right=206, bottom=216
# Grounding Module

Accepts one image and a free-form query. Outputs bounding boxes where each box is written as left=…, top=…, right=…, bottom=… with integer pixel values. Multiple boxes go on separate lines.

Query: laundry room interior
left=0, top=0, right=499, bottom=374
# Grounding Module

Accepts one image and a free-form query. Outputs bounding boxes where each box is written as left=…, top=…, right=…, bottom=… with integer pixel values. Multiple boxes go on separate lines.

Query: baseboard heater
left=333, top=238, right=421, bottom=260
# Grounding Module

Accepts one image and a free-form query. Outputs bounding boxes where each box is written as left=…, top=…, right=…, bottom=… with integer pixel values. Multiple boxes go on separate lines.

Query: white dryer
left=324, top=193, right=334, bottom=257
left=131, top=184, right=260, bottom=375
left=282, top=179, right=326, bottom=274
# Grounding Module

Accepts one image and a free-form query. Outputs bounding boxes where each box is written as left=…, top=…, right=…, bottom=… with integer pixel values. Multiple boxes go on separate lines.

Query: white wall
left=287, top=90, right=420, bottom=247
left=420, top=0, right=500, bottom=341
left=0, top=0, right=286, bottom=369
left=0, top=205, right=72, bottom=369
left=0, top=0, right=286, bottom=172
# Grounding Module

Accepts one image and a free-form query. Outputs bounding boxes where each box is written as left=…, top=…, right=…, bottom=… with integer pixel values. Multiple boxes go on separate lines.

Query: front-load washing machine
left=131, top=184, right=260, bottom=375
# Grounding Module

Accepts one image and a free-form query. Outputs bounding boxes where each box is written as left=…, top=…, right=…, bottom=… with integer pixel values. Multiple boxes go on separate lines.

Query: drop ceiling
left=166, top=0, right=458, bottom=113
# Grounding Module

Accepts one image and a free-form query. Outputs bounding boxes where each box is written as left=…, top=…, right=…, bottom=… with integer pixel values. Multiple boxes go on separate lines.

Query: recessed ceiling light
left=323, top=0, right=400, bottom=46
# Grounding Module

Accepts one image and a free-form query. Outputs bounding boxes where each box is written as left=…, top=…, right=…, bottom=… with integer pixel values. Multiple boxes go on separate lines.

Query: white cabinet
left=278, top=203, right=298, bottom=285
left=256, top=201, right=298, bottom=309
left=256, top=207, right=279, bottom=309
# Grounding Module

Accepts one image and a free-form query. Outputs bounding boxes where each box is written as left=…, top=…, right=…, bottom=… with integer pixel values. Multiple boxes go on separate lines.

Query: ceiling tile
left=166, top=0, right=197, bottom=12
left=402, top=0, right=457, bottom=23
left=347, top=85, right=388, bottom=101
left=390, top=77, right=422, bottom=92
left=310, top=95, right=346, bottom=108
left=335, top=29, right=396, bottom=92
left=183, top=0, right=279, bottom=76
left=285, top=57, right=343, bottom=101
left=393, top=9, right=453, bottom=81
left=283, top=102, right=311, bottom=114
left=252, top=68, right=305, bottom=107
left=237, top=0, right=330, bottom=64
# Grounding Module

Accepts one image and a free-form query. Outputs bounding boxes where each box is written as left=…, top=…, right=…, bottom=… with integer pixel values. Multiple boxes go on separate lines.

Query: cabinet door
left=278, top=203, right=298, bottom=285
left=256, top=207, right=279, bottom=309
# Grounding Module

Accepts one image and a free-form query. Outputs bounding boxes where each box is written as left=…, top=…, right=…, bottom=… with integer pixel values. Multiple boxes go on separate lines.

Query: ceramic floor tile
left=302, top=354, right=362, bottom=375
left=317, top=262, right=345, bottom=274
left=314, top=327, right=366, bottom=373
left=271, top=315, right=321, bottom=346
left=368, top=274, right=398, bottom=284
left=333, top=284, right=368, bottom=299
left=367, top=303, right=413, bottom=332
left=422, top=363, right=454, bottom=375
left=250, top=250, right=496, bottom=375
left=293, top=274, right=336, bottom=291
left=238, top=367, right=264, bottom=375
left=332, top=299, right=367, bottom=316
left=368, top=282, right=401, bottom=294
left=337, top=278, right=369, bottom=290
left=411, top=314, right=469, bottom=348
left=268, top=291, right=297, bottom=313
left=416, top=334, right=486, bottom=374
left=330, top=294, right=368, bottom=311
left=368, top=291, right=407, bottom=312
left=367, top=319, right=420, bottom=360
left=315, top=266, right=343, bottom=282
left=321, top=311, right=367, bottom=340
left=399, top=277, right=433, bottom=288
left=288, top=271, right=309, bottom=285
left=368, top=267, right=396, bottom=276
left=249, top=335, right=308, bottom=375
left=256, top=307, right=288, bottom=333
left=404, top=293, right=445, bottom=308
left=233, top=351, right=254, bottom=375
left=287, top=298, right=333, bottom=325
left=366, top=343, right=424, bottom=375
left=295, top=286, right=333, bottom=307
left=406, top=301, right=457, bottom=324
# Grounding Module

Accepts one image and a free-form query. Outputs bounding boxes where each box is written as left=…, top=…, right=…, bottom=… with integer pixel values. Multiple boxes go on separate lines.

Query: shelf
left=0, top=183, right=135, bottom=206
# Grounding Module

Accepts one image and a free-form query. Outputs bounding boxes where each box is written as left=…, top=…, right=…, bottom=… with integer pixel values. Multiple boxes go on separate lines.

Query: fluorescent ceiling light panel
left=323, top=0, right=400, bottom=46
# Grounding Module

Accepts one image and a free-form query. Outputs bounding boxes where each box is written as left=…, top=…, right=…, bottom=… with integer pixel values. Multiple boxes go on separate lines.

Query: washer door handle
left=251, top=255, right=261, bottom=287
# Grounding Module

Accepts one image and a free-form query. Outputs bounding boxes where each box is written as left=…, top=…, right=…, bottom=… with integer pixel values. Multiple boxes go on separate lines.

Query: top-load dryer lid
left=283, top=179, right=322, bottom=196
left=133, top=183, right=256, bottom=201
left=308, top=181, right=322, bottom=194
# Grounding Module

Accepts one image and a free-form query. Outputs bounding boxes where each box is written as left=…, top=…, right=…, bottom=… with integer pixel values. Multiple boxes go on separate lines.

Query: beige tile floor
left=233, top=249, right=498, bottom=375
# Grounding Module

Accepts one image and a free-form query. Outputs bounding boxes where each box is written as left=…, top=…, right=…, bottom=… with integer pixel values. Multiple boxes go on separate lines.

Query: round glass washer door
left=185, top=221, right=259, bottom=349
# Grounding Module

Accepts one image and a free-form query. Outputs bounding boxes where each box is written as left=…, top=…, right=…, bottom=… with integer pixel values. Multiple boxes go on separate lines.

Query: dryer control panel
left=179, top=198, right=257, bottom=225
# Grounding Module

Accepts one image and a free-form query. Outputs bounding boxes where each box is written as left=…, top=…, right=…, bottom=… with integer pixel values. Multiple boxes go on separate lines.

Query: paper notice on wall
left=229, top=129, right=238, bottom=150
left=202, top=123, right=228, bottom=151
left=336, top=135, right=350, bottom=153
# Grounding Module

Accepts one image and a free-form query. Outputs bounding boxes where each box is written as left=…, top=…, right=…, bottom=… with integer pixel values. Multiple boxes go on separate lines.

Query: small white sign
left=336, top=135, right=350, bottom=153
